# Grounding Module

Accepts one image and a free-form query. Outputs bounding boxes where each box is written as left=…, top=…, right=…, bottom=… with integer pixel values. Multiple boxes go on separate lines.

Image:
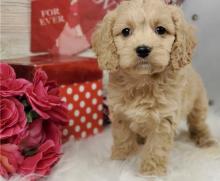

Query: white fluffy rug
left=3, top=110, right=220, bottom=181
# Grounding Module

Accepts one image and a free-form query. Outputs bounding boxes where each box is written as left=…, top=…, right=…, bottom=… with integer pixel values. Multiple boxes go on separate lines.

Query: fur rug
left=3, top=110, right=220, bottom=181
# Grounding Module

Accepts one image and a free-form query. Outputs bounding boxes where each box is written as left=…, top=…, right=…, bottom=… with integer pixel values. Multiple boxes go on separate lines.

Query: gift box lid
left=2, top=54, right=102, bottom=85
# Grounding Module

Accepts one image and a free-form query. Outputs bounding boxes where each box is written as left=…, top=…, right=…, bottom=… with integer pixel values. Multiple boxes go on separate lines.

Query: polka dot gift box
left=60, top=79, right=103, bottom=141
left=4, top=54, right=104, bottom=142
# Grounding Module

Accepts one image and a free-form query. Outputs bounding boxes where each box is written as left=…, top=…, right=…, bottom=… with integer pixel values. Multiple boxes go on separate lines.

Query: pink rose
left=13, top=119, right=46, bottom=150
left=43, top=120, right=61, bottom=147
left=19, top=140, right=60, bottom=176
left=0, top=97, right=27, bottom=140
left=0, top=144, right=24, bottom=179
left=0, top=63, right=16, bottom=81
left=14, top=119, right=61, bottom=150
left=0, top=63, right=30, bottom=97
left=25, top=69, right=67, bottom=124
left=45, top=81, right=59, bottom=96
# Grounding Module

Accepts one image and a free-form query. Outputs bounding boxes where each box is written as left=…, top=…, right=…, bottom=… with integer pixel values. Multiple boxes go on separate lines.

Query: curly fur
left=92, top=0, right=215, bottom=175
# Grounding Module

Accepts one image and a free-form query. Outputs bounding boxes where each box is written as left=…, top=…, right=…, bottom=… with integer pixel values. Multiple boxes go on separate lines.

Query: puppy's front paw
left=139, top=155, right=167, bottom=176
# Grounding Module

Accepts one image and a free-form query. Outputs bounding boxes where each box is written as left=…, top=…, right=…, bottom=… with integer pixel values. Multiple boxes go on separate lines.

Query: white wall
left=0, top=0, right=31, bottom=59
left=183, top=0, right=220, bottom=109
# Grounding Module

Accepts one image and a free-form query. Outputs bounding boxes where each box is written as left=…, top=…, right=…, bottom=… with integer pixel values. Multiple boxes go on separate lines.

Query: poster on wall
left=31, top=0, right=121, bottom=55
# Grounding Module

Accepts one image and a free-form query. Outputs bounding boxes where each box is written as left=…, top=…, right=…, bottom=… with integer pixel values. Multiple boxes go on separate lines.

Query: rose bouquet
left=0, top=63, right=68, bottom=180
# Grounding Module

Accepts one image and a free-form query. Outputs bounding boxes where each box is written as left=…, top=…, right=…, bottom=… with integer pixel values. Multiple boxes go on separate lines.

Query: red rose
left=0, top=63, right=30, bottom=97
left=25, top=69, right=67, bottom=124
left=14, top=119, right=61, bottom=151
left=0, top=144, right=24, bottom=179
left=19, top=140, right=60, bottom=176
left=0, top=98, right=27, bottom=140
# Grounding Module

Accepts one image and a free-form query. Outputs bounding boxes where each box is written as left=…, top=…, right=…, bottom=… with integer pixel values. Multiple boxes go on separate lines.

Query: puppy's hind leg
left=187, top=92, right=216, bottom=147
left=111, top=118, right=138, bottom=160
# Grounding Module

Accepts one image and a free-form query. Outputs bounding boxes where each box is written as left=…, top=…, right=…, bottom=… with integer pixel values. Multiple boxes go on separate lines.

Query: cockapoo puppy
left=92, top=0, right=215, bottom=175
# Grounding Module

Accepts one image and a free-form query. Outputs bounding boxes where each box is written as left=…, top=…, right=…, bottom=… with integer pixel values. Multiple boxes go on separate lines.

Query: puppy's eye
left=121, top=28, right=131, bottom=37
left=155, top=26, right=167, bottom=35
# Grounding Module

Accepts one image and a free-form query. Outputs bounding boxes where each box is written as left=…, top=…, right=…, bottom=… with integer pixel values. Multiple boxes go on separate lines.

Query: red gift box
left=31, top=0, right=121, bottom=55
left=2, top=55, right=104, bottom=142
left=60, top=79, right=103, bottom=142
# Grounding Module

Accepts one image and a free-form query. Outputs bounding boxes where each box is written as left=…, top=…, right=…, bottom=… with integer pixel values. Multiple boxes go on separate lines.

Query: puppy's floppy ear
left=170, top=6, right=197, bottom=70
left=91, top=10, right=119, bottom=72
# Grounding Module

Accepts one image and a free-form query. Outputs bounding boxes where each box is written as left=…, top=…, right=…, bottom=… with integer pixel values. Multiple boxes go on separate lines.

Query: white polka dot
left=91, top=83, right=97, bottom=90
left=98, top=104, right=103, bottom=111
left=61, top=85, right=65, bottom=88
left=73, top=94, right=79, bottom=101
left=67, top=88, right=73, bottom=95
left=93, top=128, right=98, bottom=135
left=86, top=107, right=92, bottom=114
left=75, top=125, right=81, bottom=132
left=92, top=98, right=97, bottom=105
left=97, top=89, right=102, bottom=96
left=68, top=103, right=73, bottom=111
left=86, top=122, right=92, bottom=129
left=69, top=119, right=74, bottom=126
left=74, top=110, right=80, bottom=117
left=80, top=116, right=86, bottom=123
left=92, top=113, right=98, bottom=120
left=79, top=85, right=85, bottom=92
left=61, top=97, right=67, bottom=102
left=81, top=131, right=87, bottom=138
left=80, top=101, right=85, bottom=108
left=98, top=119, right=103, bottom=126
left=63, top=129, right=68, bottom=136
left=85, top=92, right=91, bottom=99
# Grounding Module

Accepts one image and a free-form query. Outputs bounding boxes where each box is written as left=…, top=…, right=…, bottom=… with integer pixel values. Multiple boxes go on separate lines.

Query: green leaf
left=21, top=99, right=29, bottom=108
left=31, top=111, right=39, bottom=120
left=26, top=111, right=39, bottom=123
left=27, top=112, right=33, bottom=123
left=22, top=148, right=38, bottom=157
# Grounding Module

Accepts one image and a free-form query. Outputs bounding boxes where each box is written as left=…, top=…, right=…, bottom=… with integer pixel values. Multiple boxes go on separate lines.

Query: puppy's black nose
left=136, top=46, right=152, bottom=58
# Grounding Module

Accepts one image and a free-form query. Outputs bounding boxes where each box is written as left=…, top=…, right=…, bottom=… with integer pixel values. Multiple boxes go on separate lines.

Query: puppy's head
left=92, top=0, right=196, bottom=75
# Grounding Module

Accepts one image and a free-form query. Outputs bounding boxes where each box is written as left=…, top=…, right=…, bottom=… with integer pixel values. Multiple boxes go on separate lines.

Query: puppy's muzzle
left=136, top=45, right=152, bottom=58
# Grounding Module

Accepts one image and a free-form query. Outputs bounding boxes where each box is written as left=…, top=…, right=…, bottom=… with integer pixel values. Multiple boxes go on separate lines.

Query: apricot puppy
left=92, top=0, right=215, bottom=175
